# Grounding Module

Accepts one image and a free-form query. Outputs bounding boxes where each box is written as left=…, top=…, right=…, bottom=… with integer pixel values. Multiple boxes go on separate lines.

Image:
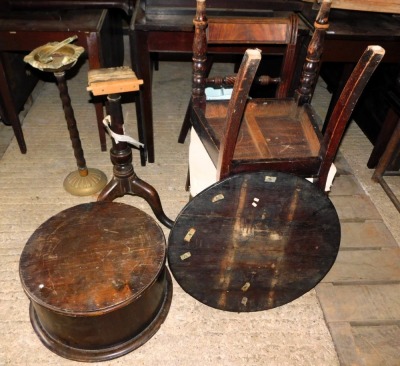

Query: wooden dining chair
left=188, top=0, right=385, bottom=195
left=177, top=0, right=301, bottom=144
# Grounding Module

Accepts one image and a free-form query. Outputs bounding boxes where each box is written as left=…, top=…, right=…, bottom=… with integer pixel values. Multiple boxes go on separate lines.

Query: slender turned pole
left=54, top=71, right=88, bottom=177
left=294, top=0, right=332, bottom=106
left=97, top=93, right=174, bottom=229
left=192, top=0, right=208, bottom=111
left=107, top=94, right=135, bottom=179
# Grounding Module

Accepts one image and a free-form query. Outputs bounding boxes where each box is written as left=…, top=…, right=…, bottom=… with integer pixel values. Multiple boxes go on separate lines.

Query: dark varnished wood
left=299, top=4, right=400, bottom=143
left=54, top=71, right=87, bottom=171
left=194, top=99, right=322, bottom=176
left=190, top=0, right=384, bottom=191
left=0, top=0, right=134, bottom=15
left=179, top=7, right=300, bottom=144
left=0, top=9, right=116, bottom=153
left=19, top=202, right=172, bottom=361
left=131, top=0, right=309, bottom=162
left=368, top=91, right=400, bottom=169
left=168, top=171, right=341, bottom=312
left=371, top=92, right=400, bottom=212
left=97, top=93, right=174, bottom=228
left=216, top=50, right=262, bottom=179
left=319, top=45, right=385, bottom=189
left=294, top=0, right=331, bottom=105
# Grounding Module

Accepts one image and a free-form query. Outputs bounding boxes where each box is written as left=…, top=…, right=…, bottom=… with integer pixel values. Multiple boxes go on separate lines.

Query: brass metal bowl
left=24, top=43, right=85, bottom=72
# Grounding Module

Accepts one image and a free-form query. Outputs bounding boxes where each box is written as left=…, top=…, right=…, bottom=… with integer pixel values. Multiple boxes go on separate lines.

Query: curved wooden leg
left=97, top=177, right=121, bottom=202
left=130, top=176, right=174, bottom=229
left=98, top=174, right=174, bottom=228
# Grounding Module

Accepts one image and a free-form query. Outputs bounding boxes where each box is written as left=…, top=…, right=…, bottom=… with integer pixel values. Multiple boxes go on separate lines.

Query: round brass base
left=63, top=168, right=107, bottom=196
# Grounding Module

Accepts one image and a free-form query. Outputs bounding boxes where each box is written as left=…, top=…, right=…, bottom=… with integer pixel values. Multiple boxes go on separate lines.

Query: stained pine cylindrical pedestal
left=19, top=202, right=172, bottom=362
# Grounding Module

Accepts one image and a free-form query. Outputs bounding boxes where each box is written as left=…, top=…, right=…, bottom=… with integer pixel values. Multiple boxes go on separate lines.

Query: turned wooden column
left=295, top=0, right=332, bottom=105
left=87, top=66, right=174, bottom=228
left=24, top=40, right=107, bottom=196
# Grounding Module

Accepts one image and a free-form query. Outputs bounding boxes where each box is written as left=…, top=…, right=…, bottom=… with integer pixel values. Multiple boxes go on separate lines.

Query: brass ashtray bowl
left=24, top=42, right=85, bottom=73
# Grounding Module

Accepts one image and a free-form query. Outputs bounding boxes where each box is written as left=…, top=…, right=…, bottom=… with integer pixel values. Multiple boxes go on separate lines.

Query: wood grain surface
left=168, top=171, right=341, bottom=312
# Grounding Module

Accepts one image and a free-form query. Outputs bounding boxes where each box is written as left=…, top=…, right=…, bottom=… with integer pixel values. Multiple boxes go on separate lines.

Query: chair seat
left=192, top=98, right=324, bottom=175
left=187, top=0, right=383, bottom=194
left=189, top=128, right=337, bottom=197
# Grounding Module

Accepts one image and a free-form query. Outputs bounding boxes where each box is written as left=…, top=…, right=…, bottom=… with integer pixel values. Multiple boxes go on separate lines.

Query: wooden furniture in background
left=372, top=91, right=400, bottom=212
left=368, top=89, right=400, bottom=169
left=177, top=5, right=301, bottom=144
left=130, top=0, right=309, bottom=164
left=299, top=5, right=400, bottom=154
left=0, top=0, right=134, bottom=14
left=131, top=0, right=400, bottom=165
left=302, top=0, right=400, bottom=14
left=0, top=9, right=122, bottom=153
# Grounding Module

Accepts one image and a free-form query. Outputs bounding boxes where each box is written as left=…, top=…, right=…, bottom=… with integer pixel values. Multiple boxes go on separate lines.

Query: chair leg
left=372, top=120, right=400, bottom=212
left=368, top=106, right=399, bottom=169
left=178, top=100, right=192, bottom=143
left=86, top=33, right=107, bottom=151
left=134, top=91, right=147, bottom=166
left=0, top=54, right=27, bottom=153
left=179, top=56, right=214, bottom=144
left=131, top=30, right=155, bottom=164
left=185, top=166, right=190, bottom=192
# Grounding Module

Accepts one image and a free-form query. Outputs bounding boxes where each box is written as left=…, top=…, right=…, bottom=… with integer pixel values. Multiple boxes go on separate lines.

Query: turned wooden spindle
left=192, top=0, right=208, bottom=110
left=87, top=66, right=174, bottom=229
left=54, top=71, right=88, bottom=176
left=295, top=0, right=332, bottom=105
left=205, top=74, right=281, bottom=89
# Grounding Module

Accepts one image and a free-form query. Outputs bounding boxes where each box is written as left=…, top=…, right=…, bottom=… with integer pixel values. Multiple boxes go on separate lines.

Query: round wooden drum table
left=168, top=171, right=340, bottom=312
left=19, top=202, right=172, bottom=362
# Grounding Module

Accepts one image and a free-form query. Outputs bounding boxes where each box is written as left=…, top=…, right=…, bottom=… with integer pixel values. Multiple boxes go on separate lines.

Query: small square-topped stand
left=87, top=67, right=174, bottom=228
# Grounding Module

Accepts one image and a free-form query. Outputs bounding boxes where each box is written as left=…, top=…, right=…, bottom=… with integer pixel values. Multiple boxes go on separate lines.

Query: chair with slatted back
left=177, top=0, right=301, bottom=144
left=188, top=0, right=385, bottom=196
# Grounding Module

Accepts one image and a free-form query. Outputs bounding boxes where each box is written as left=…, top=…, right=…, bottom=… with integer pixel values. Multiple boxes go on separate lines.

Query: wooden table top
left=20, top=202, right=166, bottom=315
left=168, top=171, right=341, bottom=312
left=0, top=9, right=106, bottom=32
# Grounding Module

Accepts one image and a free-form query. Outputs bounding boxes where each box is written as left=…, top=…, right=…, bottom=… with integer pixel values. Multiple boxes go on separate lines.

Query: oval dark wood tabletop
left=168, top=171, right=341, bottom=312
